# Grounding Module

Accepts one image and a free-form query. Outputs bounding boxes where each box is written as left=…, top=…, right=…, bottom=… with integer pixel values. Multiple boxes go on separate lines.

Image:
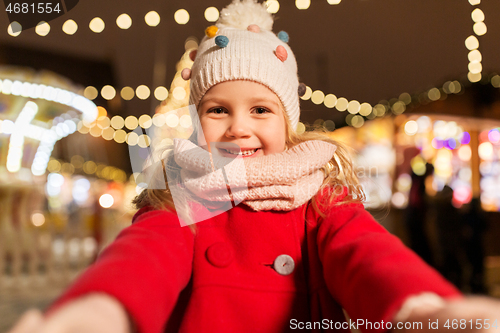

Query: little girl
left=9, top=1, right=500, bottom=332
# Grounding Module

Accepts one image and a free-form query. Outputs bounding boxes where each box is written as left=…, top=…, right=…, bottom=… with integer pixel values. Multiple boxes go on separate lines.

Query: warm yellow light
left=374, top=104, right=386, bottom=117
left=404, top=120, right=418, bottom=136
left=392, top=101, right=406, bottom=114
left=327, top=0, right=341, bottom=4
left=427, top=88, right=441, bottom=101
left=114, top=129, right=127, bottom=143
left=102, top=127, right=115, bottom=140
left=473, top=22, right=487, bottom=36
left=399, top=92, right=412, bottom=105
left=47, top=159, right=61, bottom=173
left=300, top=86, right=312, bottom=100
left=101, top=85, right=116, bottom=100
left=311, top=90, right=325, bottom=104
left=296, top=122, right=305, bottom=134
left=126, top=132, right=139, bottom=146
left=469, top=0, right=480, bottom=4
left=125, top=116, right=139, bottom=130
left=153, top=114, right=166, bottom=127
left=180, top=115, right=192, bottom=128
left=468, top=49, right=482, bottom=62
left=204, top=7, right=219, bottom=22
left=491, top=75, right=500, bottom=88
left=138, top=135, right=151, bottom=148
left=458, top=145, right=472, bottom=161
left=173, top=87, right=186, bottom=100
left=347, top=100, right=360, bottom=114
left=471, top=8, right=485, bottom=22
left=89, top=126, right=103, bottom=137
left=97, top=116, right=110, bottom=129
left=166, top=114, right=180, bottom=128
left=8, top=22, right=21, bottom=37
left=84, top=86, right=98, bottom=100
left=174, top=9, right=190, bottom=25
left=110, top=116, right=125, bottom=129
left=465, top=35, right=479, bottom=50
left=83, top=161, right=97, bottom=174
left=35, top=21, right=50, bottom=36
left=145, top=11, right=160, bottom=27
left=265, top=0, right=280, bottom=13
left=468, top=72, right=481, bottom=83
left=121, top=86, right=135, bottom=100
left=116, top=13, right=132, bottom=29
left=478, top=142, right=493, bottom=160
left=31, top=212, right=45, bottom=227
left=89, top=17, right=105, bottom=33
left=154, top=86, right=169, bottom=101
left=324, top=94, right=337, bottom=108
left=185, top=37, right=198, bottom=50
left=351, top=115, right=364, bottom=128
left=359, top=103, right=372, bottom=116
left=335, top=98, right=348, bottom=111
left=295, top=0, right=310, bottom=10
left=62, top=19, right=78, bottom=35
left=468, top=61, right=482, bottom=74
left=136, top=85, right=150, bottom=100
left=139, top=114, right=152, bottom=128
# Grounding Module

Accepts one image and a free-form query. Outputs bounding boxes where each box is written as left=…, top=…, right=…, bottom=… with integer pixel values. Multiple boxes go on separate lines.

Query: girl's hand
left=8, top=293, right=133, bottom=333
left=404, top=296, right=500, bottom=332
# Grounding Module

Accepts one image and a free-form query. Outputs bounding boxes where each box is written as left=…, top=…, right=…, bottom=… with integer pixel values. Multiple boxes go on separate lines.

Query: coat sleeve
left=316, top=199, right=462, bottom=331
left=47, top=208, right=194, bottom=333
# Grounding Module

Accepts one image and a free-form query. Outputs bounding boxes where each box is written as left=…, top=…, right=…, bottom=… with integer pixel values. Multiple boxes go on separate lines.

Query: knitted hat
left=186, top=0, right=301, bottom=131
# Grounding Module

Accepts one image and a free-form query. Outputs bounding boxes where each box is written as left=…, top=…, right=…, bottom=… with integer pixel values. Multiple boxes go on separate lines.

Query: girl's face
left=197, top=80, right=287, bottom=158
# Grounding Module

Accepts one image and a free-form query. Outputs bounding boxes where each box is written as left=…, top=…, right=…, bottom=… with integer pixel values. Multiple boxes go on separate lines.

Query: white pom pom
left=218, top=0, right=274, bottom=31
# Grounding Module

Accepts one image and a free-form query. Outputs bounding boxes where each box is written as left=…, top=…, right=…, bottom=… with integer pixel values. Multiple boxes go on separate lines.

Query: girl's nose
left=225, top=115, right=251, bottom=139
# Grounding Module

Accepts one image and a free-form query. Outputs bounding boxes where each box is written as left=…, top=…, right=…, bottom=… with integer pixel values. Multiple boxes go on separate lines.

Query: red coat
left=50, top=191, right=460, bottom=333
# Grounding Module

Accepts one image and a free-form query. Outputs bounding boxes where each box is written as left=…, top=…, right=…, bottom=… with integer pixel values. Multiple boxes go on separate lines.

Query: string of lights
left=6, top=1, right=343, bottom=37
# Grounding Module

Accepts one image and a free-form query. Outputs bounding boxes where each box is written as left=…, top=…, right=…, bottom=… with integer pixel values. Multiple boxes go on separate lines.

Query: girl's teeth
left=225, top=148, right=257, bottom=155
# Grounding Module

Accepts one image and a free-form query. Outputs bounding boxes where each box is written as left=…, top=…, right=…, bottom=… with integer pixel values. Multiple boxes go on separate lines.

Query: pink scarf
left=173, top=139, right=337, bottom=211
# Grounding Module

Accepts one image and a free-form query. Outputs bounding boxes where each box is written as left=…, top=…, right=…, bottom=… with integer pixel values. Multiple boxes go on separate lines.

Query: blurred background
left=1, top=0, right=500, bottom=331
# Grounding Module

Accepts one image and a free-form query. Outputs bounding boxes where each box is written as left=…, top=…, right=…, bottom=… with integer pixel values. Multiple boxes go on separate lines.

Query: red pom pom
left=275, top=45, right=288, bottom=62
left=189, top=50, right=197, bottom=62
left=181, top=68, right=191, bottom=81
left=247, top=24, right=260, bottom=33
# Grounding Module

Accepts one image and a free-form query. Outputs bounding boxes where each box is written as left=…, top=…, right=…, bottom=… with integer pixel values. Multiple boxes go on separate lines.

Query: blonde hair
left=133, top=100, right=365, bottom=226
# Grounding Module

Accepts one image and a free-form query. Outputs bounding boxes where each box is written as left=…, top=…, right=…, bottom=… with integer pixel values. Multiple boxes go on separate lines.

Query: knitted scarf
left=173, top=139, right=337, bottom=211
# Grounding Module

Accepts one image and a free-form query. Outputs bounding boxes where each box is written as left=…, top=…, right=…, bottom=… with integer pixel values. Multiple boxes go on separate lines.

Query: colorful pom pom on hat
left=189, top=0, right=301, bottom=131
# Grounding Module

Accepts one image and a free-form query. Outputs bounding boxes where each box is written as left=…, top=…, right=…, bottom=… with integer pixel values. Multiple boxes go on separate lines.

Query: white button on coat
left=273, top=254, right=295, bottom=275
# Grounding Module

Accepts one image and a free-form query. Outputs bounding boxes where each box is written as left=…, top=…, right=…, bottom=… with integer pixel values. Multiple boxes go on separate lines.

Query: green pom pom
left=215, top=35, right=229, bottom=48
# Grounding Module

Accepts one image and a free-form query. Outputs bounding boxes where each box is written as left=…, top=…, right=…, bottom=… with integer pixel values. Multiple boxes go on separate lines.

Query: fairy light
left=145, top=11, right=161, bottom=27
left=101, top=85, right=116, bottom=100
left=7, top=22, right=21, bottom=37
left=84, top=86, right=98, bottom=100
left=89, top=17, right=105, bottom=33
left=62, top=19, right=78, bottom=35
left=204, top=7, right=219, bottom=22
left=174, top=9, right=190, bottom=25
left=120, top=86, right=135, bottom=100
left=136, top=85, right=150, bottom=100
left=265, top=0, right=280, bottom=13
left=35, top=21, right=50, bottom=36
left=154, top=86, right=168, bottom=100
left=296, top=0, right=311, bottom=10
left=116, top=14, right=132, bottom=29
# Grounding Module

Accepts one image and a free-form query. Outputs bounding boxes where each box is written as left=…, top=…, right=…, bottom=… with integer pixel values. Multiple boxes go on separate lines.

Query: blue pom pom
left=277, top=31, right=289, bottom=43
left=215, top=35, right=229, bottom=48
